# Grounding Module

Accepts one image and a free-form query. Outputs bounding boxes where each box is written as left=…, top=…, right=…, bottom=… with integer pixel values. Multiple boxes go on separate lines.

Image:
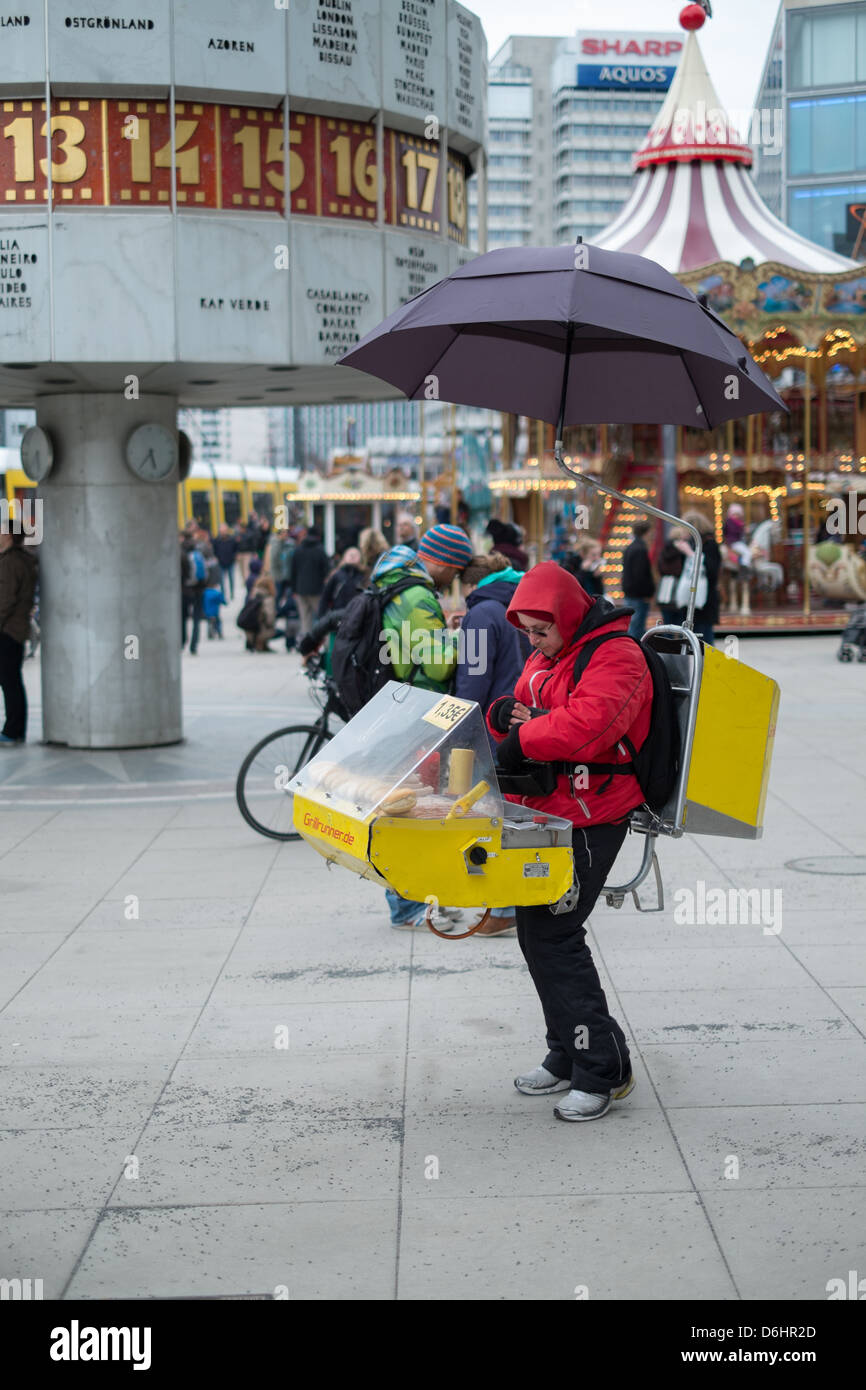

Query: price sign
left=221, top=105, right=286, bottom=213
left=319, top=117, right=378, bottom=223
left=422, top=696, right=473, bottom=731
left=106, top=100, right=173, bottom=206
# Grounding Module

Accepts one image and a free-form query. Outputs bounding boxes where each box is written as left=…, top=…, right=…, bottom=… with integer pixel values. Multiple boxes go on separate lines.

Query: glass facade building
left=754, top=0, right=866, bottom=258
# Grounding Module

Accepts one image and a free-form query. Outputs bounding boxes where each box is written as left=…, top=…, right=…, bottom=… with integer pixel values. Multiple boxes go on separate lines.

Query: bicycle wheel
left=236, top=724, right=332, bottom=841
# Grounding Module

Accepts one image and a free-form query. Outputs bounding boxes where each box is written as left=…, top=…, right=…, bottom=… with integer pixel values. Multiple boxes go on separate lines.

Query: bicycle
left=235, top=653, right=346, bottom=841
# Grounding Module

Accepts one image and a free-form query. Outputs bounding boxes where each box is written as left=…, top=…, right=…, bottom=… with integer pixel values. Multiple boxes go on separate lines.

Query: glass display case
left=290, top=682, right=576, bottom=922
left=291, top=682, right=504, bottom=824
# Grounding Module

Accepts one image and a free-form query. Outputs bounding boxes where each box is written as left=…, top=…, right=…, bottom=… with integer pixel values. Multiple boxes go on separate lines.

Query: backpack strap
left=374, top=573, right=432, bottom=688
left=571, top=630, right=636, bottom=684
left=558, top=631, right=644, bottom=795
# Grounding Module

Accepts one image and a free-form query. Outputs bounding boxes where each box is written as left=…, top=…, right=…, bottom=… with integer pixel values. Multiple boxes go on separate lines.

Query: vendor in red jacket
left=487, top=562, right=652, bottom=1122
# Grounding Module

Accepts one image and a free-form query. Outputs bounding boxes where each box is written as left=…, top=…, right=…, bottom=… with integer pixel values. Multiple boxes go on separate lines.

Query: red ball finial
left=680, top=3, right=707, bottom=30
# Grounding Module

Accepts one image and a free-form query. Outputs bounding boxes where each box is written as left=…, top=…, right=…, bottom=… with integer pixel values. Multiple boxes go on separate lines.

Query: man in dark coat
left=317, top=547, right=365, bottom=620
left=213, top=524, right=239, bottom=600
left=0, top=528, right=37, bottom=745
left=180, top=532, right=206, bottom=655
left=486, top=519, right=529, bottom=571
left=288, top=526, right=330, bottom=635
left=622, top=521, right=656, bottom=638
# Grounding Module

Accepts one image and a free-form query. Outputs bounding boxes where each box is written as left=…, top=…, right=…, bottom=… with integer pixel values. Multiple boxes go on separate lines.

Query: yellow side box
left=683, top=644, right=780, bottom=839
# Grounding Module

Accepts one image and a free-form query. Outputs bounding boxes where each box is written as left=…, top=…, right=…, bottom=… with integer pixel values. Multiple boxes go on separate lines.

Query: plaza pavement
left=1, top=610, right=865, bottom=1301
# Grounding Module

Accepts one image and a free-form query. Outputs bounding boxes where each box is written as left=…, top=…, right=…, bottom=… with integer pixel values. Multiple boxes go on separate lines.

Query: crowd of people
left=178, top=505, right=724, bottom=658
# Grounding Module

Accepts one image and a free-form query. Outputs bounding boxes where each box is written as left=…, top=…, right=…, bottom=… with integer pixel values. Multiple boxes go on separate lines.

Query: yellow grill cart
left=290, top=636, right=780, bottom=928
left=291, top=682, right=576, bottom=936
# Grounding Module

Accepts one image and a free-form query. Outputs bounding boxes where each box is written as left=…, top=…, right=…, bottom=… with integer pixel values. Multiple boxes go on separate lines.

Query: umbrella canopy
left=337, top=243, right=786, bottom=430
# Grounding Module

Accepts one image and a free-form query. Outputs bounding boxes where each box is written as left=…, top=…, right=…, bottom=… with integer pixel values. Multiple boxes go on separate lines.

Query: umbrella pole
left=553, top=404, right=703, bottom=630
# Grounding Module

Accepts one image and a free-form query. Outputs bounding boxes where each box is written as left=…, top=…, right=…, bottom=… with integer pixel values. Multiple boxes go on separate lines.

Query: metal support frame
left=600, top=624, right=704, bottom=911
left=553, top=373, right=712, bottom=906
left=554, top=432, right=704, bottom=628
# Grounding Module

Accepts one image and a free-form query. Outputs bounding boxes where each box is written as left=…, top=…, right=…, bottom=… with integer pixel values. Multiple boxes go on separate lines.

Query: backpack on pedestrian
left=190, top=549, right=207, bottom=585
left=236, top=595, right=263, bottom=632
left=571, top=634, right=681, bottom=815
left=330, top=577, right=421, bottom=718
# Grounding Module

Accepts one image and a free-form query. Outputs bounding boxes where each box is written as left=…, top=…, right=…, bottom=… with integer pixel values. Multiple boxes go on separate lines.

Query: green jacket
left=374, top=555, right=458, bottom=692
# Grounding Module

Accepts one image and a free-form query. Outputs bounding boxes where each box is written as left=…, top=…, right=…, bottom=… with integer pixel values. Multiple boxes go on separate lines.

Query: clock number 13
left=3, top=115, right=87, bottom=183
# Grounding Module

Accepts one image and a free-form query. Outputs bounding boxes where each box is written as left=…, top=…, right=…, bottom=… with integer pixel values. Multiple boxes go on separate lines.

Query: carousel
left=501, top=3, right=866, bottom=630
left=296, top=459, right=420, bottom=555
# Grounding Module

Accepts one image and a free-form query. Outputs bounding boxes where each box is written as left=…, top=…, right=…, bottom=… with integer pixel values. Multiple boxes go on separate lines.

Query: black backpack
left=331, top=575, right=422, bottom=718
left=571, top=632, right=680, bottom=814
left=236, top=595, right=263, bottom=632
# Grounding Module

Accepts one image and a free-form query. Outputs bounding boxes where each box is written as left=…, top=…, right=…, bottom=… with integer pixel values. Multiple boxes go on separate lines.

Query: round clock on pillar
left=20, top=426, right=55, bottom=483
left=125, top=423, right=178, bottom=483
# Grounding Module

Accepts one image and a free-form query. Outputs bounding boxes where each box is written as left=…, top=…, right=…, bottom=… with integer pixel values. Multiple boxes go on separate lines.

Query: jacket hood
left=477, top=566, right=524, bottom=589
left=465, top=577, right=519, bottom=610
left=372, top=544, right=432, bottom=587
left=506, top=562, right=593, bottom=643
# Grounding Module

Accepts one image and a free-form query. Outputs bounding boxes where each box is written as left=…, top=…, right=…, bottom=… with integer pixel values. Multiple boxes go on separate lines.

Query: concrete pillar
left=323, top=502, right=336, bottom=556
left=661, top=424, right=679, bottom=529
left=36, top=394, right=182, bottom=749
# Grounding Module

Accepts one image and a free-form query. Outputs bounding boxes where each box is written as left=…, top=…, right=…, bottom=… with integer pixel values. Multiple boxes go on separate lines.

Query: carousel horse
left=749, top=518, right=785, bottom=595
left=809, top=540, right=866, bottom=602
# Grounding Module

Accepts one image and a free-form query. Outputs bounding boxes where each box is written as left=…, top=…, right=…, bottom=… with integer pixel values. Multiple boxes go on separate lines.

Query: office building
left=469, top=29, right=683, bottom=250
left=753, top=0, right=866, bottom=257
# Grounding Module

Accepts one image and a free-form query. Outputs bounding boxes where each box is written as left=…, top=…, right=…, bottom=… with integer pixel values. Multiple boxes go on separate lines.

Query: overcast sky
left=469, top=0, right=781, bottom=115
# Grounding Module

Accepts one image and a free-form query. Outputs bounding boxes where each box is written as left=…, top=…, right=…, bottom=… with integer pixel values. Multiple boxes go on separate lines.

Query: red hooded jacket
left=486, top=563, right=653, bottom=827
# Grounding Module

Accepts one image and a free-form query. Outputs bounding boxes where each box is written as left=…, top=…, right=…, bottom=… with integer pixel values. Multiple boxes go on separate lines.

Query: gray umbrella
left=337, top=242, right=786, bottom=431
left=338, top=241, right=788, bottom=629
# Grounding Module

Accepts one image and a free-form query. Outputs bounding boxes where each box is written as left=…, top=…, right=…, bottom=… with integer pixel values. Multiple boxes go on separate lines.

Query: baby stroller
left=837, top=605, right=866, bottom=662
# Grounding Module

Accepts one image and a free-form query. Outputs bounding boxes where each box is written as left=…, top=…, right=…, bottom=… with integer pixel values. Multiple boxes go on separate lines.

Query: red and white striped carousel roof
left=594, top=19, right=859, bottom=275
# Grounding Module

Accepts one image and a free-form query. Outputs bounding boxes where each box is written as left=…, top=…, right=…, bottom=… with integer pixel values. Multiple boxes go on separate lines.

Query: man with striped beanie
left=415, top=523, right=474, bottom=576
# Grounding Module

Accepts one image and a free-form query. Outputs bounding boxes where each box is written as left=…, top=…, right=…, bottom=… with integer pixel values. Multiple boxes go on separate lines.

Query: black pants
left=516, top=820, right=631, bottom=1095
left=181, top=591, right=203, bottom=653
left=0, top=631, right=27, bottom=740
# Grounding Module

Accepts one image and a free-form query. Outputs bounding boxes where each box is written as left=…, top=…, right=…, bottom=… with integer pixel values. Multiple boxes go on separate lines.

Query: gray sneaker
left=514, top=1065, right=571, bottom=1096
left=554, top=1074, right=636, bottom=1122
left=390, top=906, right=460, bottom=933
